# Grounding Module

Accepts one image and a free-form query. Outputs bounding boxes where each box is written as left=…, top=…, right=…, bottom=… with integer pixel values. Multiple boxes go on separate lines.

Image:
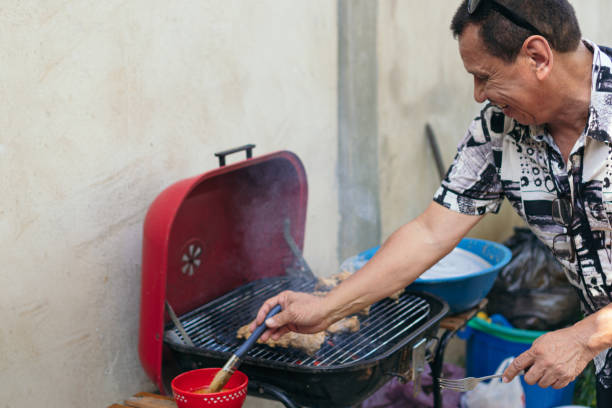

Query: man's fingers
left=255, top=304, right=271, bottom=326
left=542, top=369, right=573, bottom=389
left=503, top=352, right=534, bottom=382
left=523, top=365, right=545, bottom=386
left=259, top=328, right=272, bottom=342
left=537, top=372, right=558, bottom=388
left=251, top=290, right=325, bottom=339
left=551, top=378, right=570, bottom=390
left=259, top=326, right=290, bottom=342
left=255, top=295, right=283, bottom=325
left=258, top=290, right=296, bottom=324
left=270, top=326, right=290, bottom=340
left=265, top=309, right=292, bottom=329
left=249, top=319, right=257, bottom=332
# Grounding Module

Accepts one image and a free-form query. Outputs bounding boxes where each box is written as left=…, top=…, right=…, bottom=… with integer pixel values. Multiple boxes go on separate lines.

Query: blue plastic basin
left=354, top=238, right=512, bottom=313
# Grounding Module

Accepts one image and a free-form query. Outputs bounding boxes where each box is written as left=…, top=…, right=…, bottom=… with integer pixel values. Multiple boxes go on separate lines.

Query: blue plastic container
left=465, top=317, right=575, bottom=408
left=354, top=238, right=512, bottom=313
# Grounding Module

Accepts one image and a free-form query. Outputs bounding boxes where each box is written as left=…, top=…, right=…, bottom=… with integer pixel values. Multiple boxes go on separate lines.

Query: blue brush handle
left=235, top=304, right=282, bottom=358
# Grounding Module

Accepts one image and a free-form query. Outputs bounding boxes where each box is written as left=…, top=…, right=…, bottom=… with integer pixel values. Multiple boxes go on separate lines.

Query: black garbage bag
left=486, top=227, right=582, bottom=331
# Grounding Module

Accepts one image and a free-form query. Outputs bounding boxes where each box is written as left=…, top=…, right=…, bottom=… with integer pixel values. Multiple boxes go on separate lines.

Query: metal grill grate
left=165, top=276, right=431, bottom=368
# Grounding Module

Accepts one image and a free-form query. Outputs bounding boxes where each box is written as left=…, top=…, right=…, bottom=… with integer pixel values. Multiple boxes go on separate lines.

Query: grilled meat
left=327, top=316, right=360, bottom=334
left=388, top=288, right=405, bottom=302
left=236, top=315, right=361, bottom=355
left=314, top=270, right=352, bottom=291
left=314, top=270, right=404, bottom=311
left=236, top=324, right=325, bottom=356
left=357, top=304, right=371, bottom=316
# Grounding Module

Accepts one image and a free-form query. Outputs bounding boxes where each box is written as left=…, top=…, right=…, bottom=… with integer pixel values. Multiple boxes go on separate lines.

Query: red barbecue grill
left=139, top=145, right=449, bottom=407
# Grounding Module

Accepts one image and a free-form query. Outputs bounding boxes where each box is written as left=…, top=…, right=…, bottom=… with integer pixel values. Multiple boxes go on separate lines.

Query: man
left=252, top=0, right=612, bottom=405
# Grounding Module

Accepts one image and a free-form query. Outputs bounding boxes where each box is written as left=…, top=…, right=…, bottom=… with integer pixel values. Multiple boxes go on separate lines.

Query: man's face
left=458, top=24, right=542, bottom=125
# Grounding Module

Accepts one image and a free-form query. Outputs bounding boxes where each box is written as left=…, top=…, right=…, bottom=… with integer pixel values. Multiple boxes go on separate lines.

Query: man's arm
left=255, top=201, right=483, bottom=340
left=323, top=201, right=483, bottom=320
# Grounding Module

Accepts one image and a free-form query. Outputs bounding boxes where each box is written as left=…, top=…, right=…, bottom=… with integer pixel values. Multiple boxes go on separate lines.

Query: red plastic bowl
left=171, top=368, right=248, bottom=408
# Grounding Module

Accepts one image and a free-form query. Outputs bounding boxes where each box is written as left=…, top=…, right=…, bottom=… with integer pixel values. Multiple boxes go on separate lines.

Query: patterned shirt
left=433, top=39, right=612, bottom=383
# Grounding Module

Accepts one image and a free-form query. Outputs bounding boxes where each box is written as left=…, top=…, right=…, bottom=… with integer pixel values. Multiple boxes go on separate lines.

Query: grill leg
left=248, top=380, right=302, bottom=408
left=431, top=330, right=453, bottom=408
left=430, top=300, right=488, bottom=408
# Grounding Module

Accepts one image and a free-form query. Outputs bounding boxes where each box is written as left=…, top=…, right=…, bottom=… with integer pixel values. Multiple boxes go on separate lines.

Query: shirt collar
left=525, top=39, right=612, bottom=145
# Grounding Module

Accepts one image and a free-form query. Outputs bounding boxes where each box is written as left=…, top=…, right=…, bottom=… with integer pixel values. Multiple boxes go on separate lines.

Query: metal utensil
left=283, top=218, right=315, bottom=280
left=207, top=304, right=282, bottom=393
left=439, top=370, right=525, bottom=392
left=165, top=301, right=194, bottom=347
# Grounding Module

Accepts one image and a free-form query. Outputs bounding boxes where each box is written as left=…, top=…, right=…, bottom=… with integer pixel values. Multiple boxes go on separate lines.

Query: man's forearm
left=322, top=220, right=448, bottom=320
left=321, top=202, right=482, bottom=322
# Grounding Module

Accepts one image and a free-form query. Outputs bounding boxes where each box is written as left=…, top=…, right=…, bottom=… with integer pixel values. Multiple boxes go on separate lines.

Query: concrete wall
left=0, top=1, right=336, bottom=406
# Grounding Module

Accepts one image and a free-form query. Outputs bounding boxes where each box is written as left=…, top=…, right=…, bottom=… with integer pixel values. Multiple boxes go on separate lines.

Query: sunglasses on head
left=467, top=0, right=543, bottom=37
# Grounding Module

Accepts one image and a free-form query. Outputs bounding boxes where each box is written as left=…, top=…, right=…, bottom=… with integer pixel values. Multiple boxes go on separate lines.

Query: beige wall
left=377, top=0, right=612, bottom=244
left=0, top=1, right=336, bottom=406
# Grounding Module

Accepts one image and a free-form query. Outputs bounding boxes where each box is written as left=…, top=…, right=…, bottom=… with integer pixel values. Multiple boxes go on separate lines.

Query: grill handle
left=235, top=304, right=282, bottom=358
left=214, top=144, right=256, bottom=167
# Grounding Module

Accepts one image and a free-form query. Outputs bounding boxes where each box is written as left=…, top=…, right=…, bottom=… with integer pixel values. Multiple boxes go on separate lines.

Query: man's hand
left=250, top=290, right=333, bottom=342
left=502, top=324, right=598, bottom=389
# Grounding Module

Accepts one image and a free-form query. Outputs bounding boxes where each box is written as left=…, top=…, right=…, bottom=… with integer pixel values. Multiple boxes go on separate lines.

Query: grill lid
left=139, top=147, right=308, bottom=389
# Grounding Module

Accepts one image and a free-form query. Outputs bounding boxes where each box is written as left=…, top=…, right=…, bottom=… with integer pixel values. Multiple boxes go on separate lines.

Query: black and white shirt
left=434, top=39, right=612, bottom=385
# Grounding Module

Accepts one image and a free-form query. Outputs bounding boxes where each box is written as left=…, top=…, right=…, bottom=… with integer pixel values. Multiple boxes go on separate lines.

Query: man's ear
left=522, top=36, right=553, bottom=80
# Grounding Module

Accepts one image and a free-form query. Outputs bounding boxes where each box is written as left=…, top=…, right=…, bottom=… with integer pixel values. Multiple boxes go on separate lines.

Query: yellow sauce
left=193, top=386, right=230, bottom=394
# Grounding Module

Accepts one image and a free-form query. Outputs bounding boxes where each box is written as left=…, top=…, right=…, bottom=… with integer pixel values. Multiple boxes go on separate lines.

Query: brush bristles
left=207, top=369, right=233, bottom=393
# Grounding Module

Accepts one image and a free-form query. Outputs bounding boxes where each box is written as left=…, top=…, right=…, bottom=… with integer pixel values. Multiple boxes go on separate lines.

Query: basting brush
left=207, top=304, right=282, bottom=393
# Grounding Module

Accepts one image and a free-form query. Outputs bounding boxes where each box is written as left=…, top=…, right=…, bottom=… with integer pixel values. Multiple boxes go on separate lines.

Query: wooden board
left=439, top=298, right=488, bottom=331
left=107, top=392, right=176, bottom=408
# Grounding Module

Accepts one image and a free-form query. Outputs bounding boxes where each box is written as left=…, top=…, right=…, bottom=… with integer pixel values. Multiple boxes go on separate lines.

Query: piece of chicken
left=314, top=270, right=352, bottom=291
left=326, top=315, right=360, bottom=334
left=235, top=314, right=361, bottom=355
left=388, top=288, right=405, bottom=302
left=314, top=270, right=404, bottom=310
left=236, top=324, right=325, bottom=356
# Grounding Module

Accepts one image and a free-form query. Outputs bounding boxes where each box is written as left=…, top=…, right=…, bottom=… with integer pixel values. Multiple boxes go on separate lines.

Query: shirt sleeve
left=433, top=111, right=504, bottom=216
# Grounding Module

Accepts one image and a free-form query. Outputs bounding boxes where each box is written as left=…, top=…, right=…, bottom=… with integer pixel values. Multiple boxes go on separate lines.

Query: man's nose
left=473, top=78, right=487, bottom=103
